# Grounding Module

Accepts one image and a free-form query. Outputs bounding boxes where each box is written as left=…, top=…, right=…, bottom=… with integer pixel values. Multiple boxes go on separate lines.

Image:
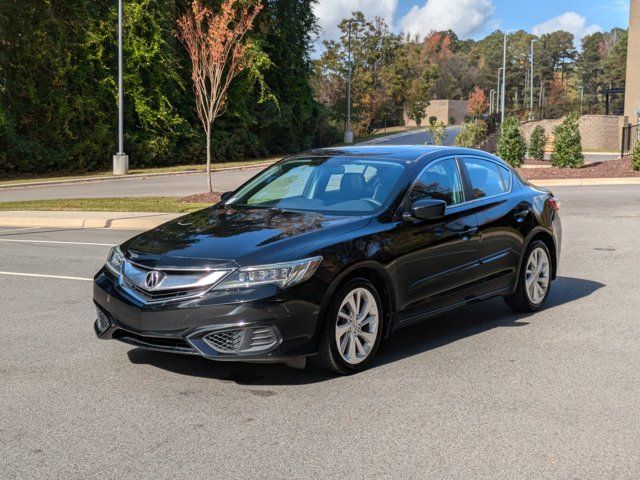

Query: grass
left=0, top=197, right=212, bottom=213
left=0, top=157, right=280, bottom=187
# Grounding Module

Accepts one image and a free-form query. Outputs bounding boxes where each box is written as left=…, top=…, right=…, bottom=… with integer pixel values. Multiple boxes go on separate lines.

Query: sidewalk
left=0, top=211, right=181, bottom=230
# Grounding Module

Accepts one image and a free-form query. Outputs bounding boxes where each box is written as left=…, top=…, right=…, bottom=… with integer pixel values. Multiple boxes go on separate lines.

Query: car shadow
left=126, top=276, right=604, bottom=386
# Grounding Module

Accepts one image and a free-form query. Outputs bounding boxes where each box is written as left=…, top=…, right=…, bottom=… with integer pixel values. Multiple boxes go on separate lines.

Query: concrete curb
left=0, top=161, right=277, bottom=190
left=0, top=211, right=182, bottom=230
left=530, top=177, right=640, bottom=187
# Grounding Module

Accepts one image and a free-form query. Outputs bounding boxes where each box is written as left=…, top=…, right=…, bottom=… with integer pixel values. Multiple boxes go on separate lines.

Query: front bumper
left=93, top=269, right=323, bottom=362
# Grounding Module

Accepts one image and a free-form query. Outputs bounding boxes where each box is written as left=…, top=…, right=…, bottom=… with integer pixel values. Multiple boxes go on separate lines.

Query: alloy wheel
left=525, top=247, right=550, bottom=305
left=335, top=287, right=379, bottom=365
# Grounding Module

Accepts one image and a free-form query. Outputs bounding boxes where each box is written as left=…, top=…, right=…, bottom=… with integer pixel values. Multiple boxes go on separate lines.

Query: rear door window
left=462, top=158, right=511, bottom=199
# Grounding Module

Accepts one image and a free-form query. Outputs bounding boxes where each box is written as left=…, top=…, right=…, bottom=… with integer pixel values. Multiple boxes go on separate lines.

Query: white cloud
left=313, top=0, right=398, bottom=42
left=400, top=0, right=495, bottom=40
left=532, top=12, right=602, bottom=41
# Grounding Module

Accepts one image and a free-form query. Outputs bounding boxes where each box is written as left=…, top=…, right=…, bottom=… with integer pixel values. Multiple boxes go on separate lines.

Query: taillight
left=549, top=197, right=560, bottom=211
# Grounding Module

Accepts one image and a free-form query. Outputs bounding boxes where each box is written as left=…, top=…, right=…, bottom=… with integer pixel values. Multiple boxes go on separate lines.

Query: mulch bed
left=180, top=192, right=222, bottom=204
left=517, top=157, right=640, bottom=179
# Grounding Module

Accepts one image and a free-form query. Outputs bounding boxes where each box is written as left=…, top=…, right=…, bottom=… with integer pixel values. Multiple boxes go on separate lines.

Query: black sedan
left=94, top=146, right=561, bottom=374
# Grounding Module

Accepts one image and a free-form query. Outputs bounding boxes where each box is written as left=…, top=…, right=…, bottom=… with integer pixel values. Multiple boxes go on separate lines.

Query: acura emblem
left=145, top=270, right=164, bottom=290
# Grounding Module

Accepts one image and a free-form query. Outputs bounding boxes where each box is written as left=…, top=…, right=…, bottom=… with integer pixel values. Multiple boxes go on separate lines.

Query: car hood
left=122, top=206, right=372, bottom=269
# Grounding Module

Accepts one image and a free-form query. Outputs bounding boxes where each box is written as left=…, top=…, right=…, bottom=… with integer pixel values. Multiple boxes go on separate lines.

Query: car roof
left=297, top=145, right=503, bottom=165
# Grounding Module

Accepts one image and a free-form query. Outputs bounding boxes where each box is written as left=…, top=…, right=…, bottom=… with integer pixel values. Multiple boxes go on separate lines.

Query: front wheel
left=317, top=278, right=383, bottom=375
left=504, top=240, right=552, bottom=312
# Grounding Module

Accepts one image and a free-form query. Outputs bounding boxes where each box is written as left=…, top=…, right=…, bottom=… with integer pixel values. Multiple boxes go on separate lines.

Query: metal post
left=530, top=39, right=537, bottom=120
left=496, top=68, right=503, bottom=119
left=344, top=20, right=353, bottom=144
left=501, top=33, right=508, bottom=124
left=489, top=90, right=495, bottom=114
left=578, top=86, right=584, bottom=114
left=113, top=0, right=128, bottom=175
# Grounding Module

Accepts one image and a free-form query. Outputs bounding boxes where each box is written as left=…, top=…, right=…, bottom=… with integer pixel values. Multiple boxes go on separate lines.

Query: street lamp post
left=578, top=86, right=584, bottom=114
left=530, top=39, right=538, bottom=120
left=113, top=0, right=128, bottom=175
left=344, top=19, right=357, bottom=144
left=500, top=32, right=510, bottom=125
left=489, top=89, right=495, bottom=114
left=496, top=68, right=503, bottom=118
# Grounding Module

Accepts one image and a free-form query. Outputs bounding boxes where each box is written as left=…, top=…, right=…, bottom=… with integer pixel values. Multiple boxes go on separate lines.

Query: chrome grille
left=204, top=329, right=245, bottom=353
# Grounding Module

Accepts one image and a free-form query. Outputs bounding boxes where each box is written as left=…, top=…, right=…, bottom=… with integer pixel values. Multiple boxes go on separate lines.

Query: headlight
left=215, top=256, right=322, bottom=290
left=105, top=246, right=125, bottom=277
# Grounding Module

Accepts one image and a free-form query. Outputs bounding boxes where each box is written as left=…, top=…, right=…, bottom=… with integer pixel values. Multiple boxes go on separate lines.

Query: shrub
left=429, top=116, right=437, bottom=126
left=528, top=125, right=546, bottom=160
left=455, top=121, right=488, bottom=148
left=426, top=121, right=447, bottom=145
left=551, top=113, right=584, bottom=168
left=449, top=116, right=456, bottom=125
left=633, top=138, right=640, bottom=171
left=496, top=116, right=527, bottom=167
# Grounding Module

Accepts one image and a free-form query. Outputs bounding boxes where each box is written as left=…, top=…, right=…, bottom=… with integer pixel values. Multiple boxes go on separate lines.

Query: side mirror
left=220, top=191, right=233, bottom=202
left=405, top=198, right=446, bottom=221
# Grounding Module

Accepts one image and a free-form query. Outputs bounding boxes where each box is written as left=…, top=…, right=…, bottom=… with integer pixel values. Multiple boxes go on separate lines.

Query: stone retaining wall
left=521, top=115, right=628, bottom=152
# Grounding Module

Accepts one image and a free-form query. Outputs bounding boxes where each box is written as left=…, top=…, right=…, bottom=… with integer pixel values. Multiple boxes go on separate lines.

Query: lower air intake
left=203, top=326, right=281, bottom=355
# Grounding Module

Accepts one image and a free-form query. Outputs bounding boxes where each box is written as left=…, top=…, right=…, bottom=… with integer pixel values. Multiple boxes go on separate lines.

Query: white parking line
left=0, top=239, right=114, bottom=247
left=0, top=271, right=93, bottom=282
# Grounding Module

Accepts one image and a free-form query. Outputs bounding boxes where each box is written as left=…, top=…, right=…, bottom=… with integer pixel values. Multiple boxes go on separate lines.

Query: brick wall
left=521, top=115, right=628, bottom=152
left=404, top=100, right=469, bottom=126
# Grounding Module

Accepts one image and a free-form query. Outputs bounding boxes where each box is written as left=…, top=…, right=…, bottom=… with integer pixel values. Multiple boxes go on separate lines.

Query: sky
left=313, top=0, right=631, bottom=46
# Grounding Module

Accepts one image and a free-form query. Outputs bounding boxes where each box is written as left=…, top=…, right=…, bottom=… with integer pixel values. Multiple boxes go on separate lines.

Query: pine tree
left=528, top=125, right=547, bottom=160
left=496, top=116, right=527, bottom=167
left=551, top=113, right=584, bottom=168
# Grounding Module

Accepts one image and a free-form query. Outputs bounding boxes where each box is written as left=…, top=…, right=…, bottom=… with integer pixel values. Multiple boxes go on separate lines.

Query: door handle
left=459, top=226, right=478, bottom=240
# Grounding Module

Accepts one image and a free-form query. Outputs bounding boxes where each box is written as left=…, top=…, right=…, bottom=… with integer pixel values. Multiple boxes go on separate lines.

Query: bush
left=496, top=116, right=527, bottom=167
left=426, top=121, right=447, bottom=145
left=455, top=121, right=488, bottom=148
left=449, top=116, right=456, bottom=125
left=429, top=116, right=437, bottom=126
left=551, top=113, right=584, bottom=168
left=528, top=125, right=546, bottom=160
left=633, top=138, right=640, bottom=171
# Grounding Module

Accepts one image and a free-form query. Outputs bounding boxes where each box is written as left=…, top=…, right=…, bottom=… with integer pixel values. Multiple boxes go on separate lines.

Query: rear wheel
left=504, top=240, right=552, bottom=312
left=317, top=278, right=383, bottom=375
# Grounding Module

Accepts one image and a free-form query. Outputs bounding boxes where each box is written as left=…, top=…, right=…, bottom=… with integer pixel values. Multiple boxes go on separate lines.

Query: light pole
left=344, top=19, right=361, bottom=144
left=489, top=89, right=495, bottom=114
left=530, top=39, right=538, bottom=120
left=500, top=31, right=514, bottom=125
left=113, top=0, right=128, bottom=175
left=496, top=68, right=503, bottom=118
left=578, top=86, right=584, bottom=114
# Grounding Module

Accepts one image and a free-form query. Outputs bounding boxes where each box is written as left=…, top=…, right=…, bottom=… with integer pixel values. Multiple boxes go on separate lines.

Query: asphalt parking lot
left=1, top=185, right=640, bottom=479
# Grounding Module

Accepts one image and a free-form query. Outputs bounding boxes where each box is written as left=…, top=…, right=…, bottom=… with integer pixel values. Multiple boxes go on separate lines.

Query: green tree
left=528, top=125, right=546, bottom=160
left=551, top=113, right=584, bottom=168
left=496, top=116, right=526, bottom=167
left=455, top=120, right=488, bottom=148
left=426, top=121, right=446, bottom=145
left=632, top=138, right=640, bottom=172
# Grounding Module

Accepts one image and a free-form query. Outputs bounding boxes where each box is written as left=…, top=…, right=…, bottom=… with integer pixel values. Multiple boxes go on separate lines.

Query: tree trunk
left=205, top=125, right=212, bottom=193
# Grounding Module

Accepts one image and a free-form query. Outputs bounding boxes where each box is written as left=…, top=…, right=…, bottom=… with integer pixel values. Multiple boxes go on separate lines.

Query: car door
left=459, top=156, right=524, bottom=295
left=394, top=157, right=482, bottom=326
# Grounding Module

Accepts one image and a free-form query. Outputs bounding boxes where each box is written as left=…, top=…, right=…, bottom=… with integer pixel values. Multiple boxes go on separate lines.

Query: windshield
left=227, top=156, right=406, bottom=215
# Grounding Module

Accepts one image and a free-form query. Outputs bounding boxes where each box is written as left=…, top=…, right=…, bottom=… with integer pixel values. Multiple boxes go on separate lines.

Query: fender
left=316, top=259, right=399, bottom=340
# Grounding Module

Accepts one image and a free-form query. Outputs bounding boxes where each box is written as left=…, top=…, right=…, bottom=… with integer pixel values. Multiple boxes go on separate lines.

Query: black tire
left=316, top=278, right=384, bottom=375
left=504, top=240, right=553, bottom=313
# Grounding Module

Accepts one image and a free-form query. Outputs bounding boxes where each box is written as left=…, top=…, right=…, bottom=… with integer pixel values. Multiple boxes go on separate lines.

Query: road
left=364, top=125, right=461, bottom=146
left=1, top=185, right=640, bottom=479
left=0, top=128, right=462, bottom=202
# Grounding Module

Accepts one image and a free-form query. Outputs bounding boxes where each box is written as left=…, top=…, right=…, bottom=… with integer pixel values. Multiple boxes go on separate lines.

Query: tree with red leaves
left=177, top=0, right=265, bottom=192
left=467, top=86, right=488, bottom=117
